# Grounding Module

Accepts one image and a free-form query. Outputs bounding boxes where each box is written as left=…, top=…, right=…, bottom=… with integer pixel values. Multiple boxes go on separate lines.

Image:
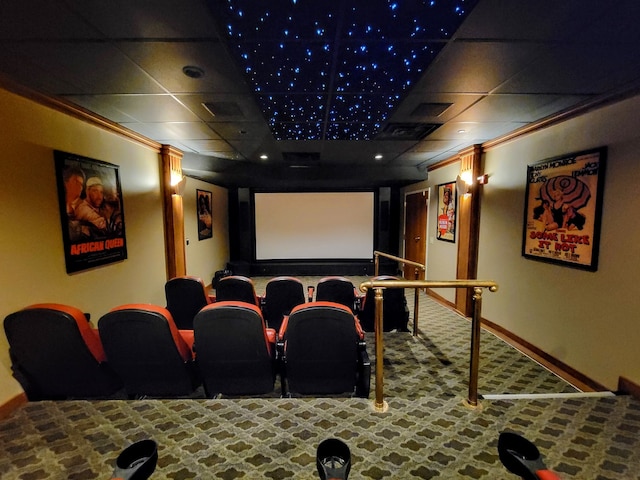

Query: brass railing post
left=360, top=279, right=498, bottom=411
left=374, top=287, right=385, bottom=412
left=466, top=287, right=484, bottom=408
left=413, top=267, right=420, bottom=336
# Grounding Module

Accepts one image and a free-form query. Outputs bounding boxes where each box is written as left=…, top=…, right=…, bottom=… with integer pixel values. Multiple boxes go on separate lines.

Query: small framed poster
left=197, top=189, right=213, bottom=240
left=437, top=181, right=456, bottom=243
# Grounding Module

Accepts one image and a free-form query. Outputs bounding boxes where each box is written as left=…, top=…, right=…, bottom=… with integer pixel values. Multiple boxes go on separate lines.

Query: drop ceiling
left=0, top=0, right=639, bottom=189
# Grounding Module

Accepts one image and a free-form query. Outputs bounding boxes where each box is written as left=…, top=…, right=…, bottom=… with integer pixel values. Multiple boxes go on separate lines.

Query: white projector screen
left=254, top=192, right=375, bottom=260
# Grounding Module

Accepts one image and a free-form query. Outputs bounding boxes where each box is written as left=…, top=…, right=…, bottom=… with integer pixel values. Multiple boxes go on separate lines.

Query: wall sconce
left=171, top=172, right=187, bottom=196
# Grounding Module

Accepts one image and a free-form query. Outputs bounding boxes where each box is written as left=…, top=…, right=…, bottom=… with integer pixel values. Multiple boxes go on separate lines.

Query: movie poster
left=54, top=150, right=127, bottom=273
left=522, top=147, right=606, bottom=271
left=437, top=181, right=456, bottom=243
left=197, top=189, right=213, bottom=240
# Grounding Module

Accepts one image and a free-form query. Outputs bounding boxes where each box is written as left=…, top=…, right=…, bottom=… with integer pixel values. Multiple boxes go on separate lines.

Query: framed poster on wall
left=522, top=147, right=606, bottom=271
left=437, top=181, right=456, bottom=242
left=197, top=189, right=213, bottom=240
left=54, top=150, right=127, bottom=274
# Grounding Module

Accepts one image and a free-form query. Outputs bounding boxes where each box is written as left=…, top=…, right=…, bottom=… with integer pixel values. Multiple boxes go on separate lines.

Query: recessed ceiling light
left=457, top=129, right=466, bottom=134
left=260, top=154, right=268, bottom=160
left=374, top=154, right=383, bottom=160
left=182, top=65, right=205, bottom=79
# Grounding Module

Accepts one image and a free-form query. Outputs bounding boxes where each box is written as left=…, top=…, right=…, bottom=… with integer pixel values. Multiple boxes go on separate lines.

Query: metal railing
left=373, top=251, right=425, bottom=336
left=359, top=279, right=499, bottom=411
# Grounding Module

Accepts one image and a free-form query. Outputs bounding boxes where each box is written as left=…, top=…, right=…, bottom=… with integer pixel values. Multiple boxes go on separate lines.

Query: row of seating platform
left=3, top=275, right=409, bottom=401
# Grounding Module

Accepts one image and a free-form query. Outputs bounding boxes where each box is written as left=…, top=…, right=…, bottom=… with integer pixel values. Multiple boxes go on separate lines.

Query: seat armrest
left=265, top=327, right=276, bottom=345
left=356, top=347, right=371, bottom=398
left=178, top=330, right=195, bottom=359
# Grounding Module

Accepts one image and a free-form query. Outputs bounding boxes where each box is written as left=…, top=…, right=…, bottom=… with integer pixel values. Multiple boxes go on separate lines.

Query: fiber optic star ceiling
left=212, top=0, right=479, bottom=141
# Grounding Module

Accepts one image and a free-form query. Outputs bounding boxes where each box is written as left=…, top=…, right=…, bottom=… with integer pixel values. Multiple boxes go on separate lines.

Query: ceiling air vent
left=282, top=151, right=321, bottom=165
left=202, top=102, right=244, bottom=118
left=376, top=123, right=442, bottom=141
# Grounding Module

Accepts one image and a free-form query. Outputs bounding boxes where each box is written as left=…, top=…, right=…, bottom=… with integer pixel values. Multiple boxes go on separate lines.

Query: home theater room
left=1, top=0, right=640, bottom=478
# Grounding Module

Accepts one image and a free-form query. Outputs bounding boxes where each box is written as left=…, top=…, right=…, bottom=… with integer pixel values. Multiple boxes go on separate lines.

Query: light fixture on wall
left=171, top=170, right=187, bottom=196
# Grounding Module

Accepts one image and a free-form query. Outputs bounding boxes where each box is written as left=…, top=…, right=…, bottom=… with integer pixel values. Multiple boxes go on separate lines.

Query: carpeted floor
left=1, top=276, right=639, bottom=479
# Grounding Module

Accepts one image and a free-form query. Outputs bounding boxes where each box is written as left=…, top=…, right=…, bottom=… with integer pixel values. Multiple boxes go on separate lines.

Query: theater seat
left=193, top=301, right=276, bottom=397
left=214, top=275, right=262, bottom=306
left=261, top=276, right=306, bottom=331
left=98, top=304, right=199, bottom=398
left=315, top=276, right=363, bottom=314
left=3, top=303, right=122, bottom=400
left=278, top=301, right=370, bottom=398
left=358, top=276, right=410, bottom=332
left=165, top=275, right=212, bottom=330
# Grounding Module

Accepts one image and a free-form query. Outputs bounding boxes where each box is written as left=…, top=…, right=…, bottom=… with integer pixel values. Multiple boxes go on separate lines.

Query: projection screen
left=254, top=192, right=375, bottom=260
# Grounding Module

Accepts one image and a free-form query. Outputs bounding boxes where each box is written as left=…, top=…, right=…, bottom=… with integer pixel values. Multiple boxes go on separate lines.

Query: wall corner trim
left=0, top=392, right=28, bottom=420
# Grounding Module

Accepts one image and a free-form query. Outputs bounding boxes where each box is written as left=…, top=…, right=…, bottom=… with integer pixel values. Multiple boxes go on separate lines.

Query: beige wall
left=0, top=87, right=229, bottom=405
left=183, top=177, right=229, bottom=286
left=404, top=94, right=640, bottom=391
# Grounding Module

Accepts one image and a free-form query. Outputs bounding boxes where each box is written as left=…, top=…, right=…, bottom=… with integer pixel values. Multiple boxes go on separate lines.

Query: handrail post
left=374, top=253, right=379, bottom=277
left=360, top=279, right=497, bottom=412
left=413, top=268, right=420, bottom=336
left=374, top=287, right=386, bottom=412
left=466, top=287, right=483, bottom=408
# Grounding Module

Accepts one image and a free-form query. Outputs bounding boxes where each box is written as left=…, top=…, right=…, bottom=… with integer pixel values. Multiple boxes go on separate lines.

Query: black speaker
left=377, top=187, right=391, bottom=253
left=235, top=188, right=252, bottom=262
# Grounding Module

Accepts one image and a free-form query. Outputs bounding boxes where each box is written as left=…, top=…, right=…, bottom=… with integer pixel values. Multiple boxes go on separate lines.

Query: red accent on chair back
left=262, top=276, right=306, bottom=332
left=214, top=275, right=261, bottom=306
left=98, top=304, right=198, bottom=397
left=280, top=301, right=370, bottom=397
left=193, top=301, right=276, bottom=396
left=315, top=277, right=361, bottom=313
left=27, top=303, right=107, bottom=362
left=164, top=276, right=211, bottom=330
left=3, top=303, right=122, bottom=399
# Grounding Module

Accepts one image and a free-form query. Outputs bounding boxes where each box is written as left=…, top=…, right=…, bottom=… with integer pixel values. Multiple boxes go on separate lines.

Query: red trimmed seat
left=261, top=276, right=306, bottom=332
left=165, top=275, right=212, bottom=330
left=214, top=275, right=262, bottom=306
left=3, top=303, right=122, bottom=399
left=98, top=304, right=199, bottom=398
left=277, top=301, right=370, bottom=398
left=193, top=301, right=276, bottom=397
left=315, top=276, right=363, bottom=314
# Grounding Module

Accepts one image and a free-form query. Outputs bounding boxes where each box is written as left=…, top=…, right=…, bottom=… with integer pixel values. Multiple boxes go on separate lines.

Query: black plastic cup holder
left=111, top=439, right=158, bottom=480
left=498, top=432, right=561, bottom=480
left=316, top=438, right=351, bottom=480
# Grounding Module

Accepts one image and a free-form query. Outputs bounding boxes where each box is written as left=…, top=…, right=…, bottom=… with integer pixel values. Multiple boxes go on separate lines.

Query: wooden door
left=403, top=191, right=427, bottom=280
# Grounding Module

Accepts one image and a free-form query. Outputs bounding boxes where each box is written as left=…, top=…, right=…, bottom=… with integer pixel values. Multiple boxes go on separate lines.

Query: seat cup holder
left=111, top=439, right=158, bottom=480
left=316, top=438, right=351, bottom=480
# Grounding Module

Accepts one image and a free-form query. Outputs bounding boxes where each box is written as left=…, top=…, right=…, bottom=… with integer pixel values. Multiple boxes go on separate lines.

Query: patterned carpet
left=1, top=276, right=639, bottom=479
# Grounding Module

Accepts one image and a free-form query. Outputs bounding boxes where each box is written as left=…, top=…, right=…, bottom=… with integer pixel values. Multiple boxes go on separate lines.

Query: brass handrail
left=359, top=279, right=498, bottom=412
left=373, top=250, right=426, bottom=272
left=372, top=251, right=426, bottom=336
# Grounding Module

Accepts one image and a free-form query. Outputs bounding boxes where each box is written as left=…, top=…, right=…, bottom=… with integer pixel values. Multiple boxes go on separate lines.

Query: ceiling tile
left=454, top=94, right=591, bottom=123
left=100, top=95, right=201, bottom=122
left=66, top=0, right=224, bottom=39
left=117, top=41, right=249, bottom=94
left=7, top=42, right=164, bottom=95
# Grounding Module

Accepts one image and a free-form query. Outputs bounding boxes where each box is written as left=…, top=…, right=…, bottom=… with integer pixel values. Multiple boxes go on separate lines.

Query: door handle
left=414, top=236, right=421, bottom=242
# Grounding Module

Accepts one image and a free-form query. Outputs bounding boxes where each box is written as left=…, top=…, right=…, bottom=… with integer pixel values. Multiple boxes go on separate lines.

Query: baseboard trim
left=424, top=289, right=607, bottom=392
left=0, top=392, right=27, bottom=420
left=618, top=376, right=640, bottom=400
